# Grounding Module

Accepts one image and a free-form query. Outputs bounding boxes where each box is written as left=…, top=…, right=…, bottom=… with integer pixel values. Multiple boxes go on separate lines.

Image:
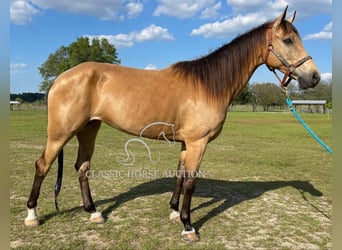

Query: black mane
left=172, top=22, right=271, bottom=102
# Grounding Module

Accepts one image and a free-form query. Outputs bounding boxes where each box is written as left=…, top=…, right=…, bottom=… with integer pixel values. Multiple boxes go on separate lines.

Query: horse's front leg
left=169, top=143, right=186, bottom=222
left=179, top=138, right=208, bottom=242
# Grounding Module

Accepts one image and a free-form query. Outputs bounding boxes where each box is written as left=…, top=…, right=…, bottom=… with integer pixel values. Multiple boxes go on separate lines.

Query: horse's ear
left=273, top=5, right=288, bottom=29
left=287, top=11, right=296, bottom=24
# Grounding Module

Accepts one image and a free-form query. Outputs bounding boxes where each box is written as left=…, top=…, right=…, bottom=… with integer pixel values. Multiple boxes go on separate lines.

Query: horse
left=24, top=6, right=320, bottom=242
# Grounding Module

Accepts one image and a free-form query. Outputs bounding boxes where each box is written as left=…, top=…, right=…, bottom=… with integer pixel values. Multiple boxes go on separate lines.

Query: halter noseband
left=265, top=25, right=312, bottom=87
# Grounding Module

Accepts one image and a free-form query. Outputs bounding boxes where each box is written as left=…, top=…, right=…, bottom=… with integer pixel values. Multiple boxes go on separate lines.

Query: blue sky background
left=10, top=0, right=332, bottom=94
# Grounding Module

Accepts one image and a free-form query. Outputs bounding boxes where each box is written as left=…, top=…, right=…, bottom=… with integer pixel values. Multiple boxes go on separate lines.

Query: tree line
left=10, top=92, right=45, bottom=103
left=233, top=81, right=332, bottom=111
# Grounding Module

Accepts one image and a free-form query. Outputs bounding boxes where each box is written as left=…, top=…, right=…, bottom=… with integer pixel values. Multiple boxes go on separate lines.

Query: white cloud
left=304, top=21, right=332, bottom=40
left=227, top=0, right=332, bottom=16
left=200, top=2, right=222, bottom=19
left=304, top=31, right=332, bottom=40
left=151, top=0, right=284, bottom=20
left=144, top=64, right=157, bottom=70
left=153, top=0, right=216, bottom=19
left=10, top=63, right=28, bottom=70
left=30, top=0, right=124, bottom=20
left=321, top=72, right=332, bottom=83
left=135, top=24, right=174, bottom=42
left=85, top=24, right=174, bottom=48
left=324, top=21, right=332, bottom=31
left=127, top=1, right=143, bottom=19
left=227, top=0, right=270, bottom=14
left=10, top=0, right=40, bottom=25
left=191, top=0, right=332, bottom=39
left=190, top=0, right=281, bottom=38
left=11, top=0, right=145, bottom=24
left=191, top=12, right=268, bottom=38
left=285, top=0, right=332, bottom=17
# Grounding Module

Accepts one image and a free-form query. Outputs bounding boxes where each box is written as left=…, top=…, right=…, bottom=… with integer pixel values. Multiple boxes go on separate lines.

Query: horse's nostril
left=312, top=71, right=321, bottom=84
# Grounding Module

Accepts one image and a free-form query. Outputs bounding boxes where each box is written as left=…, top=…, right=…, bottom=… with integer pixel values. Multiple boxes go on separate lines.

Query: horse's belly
left=95, top=97, right=182, bottom=139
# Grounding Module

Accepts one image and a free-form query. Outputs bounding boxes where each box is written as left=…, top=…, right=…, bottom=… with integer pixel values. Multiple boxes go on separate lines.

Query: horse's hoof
left=24, top=208, right=39, bottom=226
left=24, top=218, right=39, bottom=226
left=90, top=211, right=105, bottom=224
left=182, top=228, right=200, bottom=242
left=169, top=210, right=180, bottom=223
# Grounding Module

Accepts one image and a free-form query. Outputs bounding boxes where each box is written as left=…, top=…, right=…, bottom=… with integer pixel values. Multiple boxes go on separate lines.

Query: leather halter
left=265, top=25, right=312, bottom=87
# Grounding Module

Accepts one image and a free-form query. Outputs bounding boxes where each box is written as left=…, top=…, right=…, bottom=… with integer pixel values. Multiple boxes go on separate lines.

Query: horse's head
left=265, top=6, right=321, bottom=89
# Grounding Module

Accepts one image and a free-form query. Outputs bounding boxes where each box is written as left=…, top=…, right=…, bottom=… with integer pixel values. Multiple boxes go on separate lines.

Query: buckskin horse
left=25, top=6, right=320, bottom=242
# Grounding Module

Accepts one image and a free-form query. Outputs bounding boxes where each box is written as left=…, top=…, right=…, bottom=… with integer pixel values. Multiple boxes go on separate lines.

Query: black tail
left=54, top=149, right=64, bottom=212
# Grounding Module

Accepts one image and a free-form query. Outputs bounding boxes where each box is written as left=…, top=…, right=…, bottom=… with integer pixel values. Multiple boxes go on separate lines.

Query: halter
left=265, top=25, right=312, bottom=87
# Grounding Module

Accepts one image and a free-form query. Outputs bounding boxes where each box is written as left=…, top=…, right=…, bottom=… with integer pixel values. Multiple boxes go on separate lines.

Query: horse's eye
left=283, top=38, right=293, bottom=45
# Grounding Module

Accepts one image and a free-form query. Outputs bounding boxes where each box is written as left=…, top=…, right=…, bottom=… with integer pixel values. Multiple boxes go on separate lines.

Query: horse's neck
left=222, top=34, right=266, bottom=106
left=171, top=26, right=267, bottom=108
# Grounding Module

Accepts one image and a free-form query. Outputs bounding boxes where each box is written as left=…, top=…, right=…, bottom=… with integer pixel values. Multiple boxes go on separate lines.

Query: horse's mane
left=171, top=21, right=298, bottom=102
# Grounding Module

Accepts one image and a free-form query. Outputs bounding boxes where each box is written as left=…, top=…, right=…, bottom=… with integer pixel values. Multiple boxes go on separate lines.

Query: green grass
left=10, top=110, right=332, bottom=249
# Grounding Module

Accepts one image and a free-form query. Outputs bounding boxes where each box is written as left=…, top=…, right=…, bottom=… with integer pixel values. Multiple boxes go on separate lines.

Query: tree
left=250, top=83, right=284, bottom=111
left=285, top=81, right=332, bottom=103
left=10, top=92, right=45, bottom=103
left=233, top=80, right=333, bottom=111
left=39, top=37, right=121, bottom=92
left=233, top=83, right=252, bottom=105
left=301, top=81, right=332, bottom=102
left=39, top=46, right=70, bottom=92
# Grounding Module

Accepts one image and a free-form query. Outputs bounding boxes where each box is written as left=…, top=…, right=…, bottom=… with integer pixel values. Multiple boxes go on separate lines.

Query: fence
left=9, top=103, right=47, bottom=115
left=10, top=103, right=331, bottom=115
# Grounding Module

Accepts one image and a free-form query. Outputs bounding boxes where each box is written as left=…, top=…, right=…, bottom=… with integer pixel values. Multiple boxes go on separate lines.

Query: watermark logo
left=86, top=169, right=210, bottom=179
left=118, top=121, right=176, bottom=166
left=86, top=121, right=212, bottom=180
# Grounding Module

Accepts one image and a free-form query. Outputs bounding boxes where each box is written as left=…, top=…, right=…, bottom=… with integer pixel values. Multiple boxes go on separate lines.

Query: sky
left=10, top=0, right=332, bottom=94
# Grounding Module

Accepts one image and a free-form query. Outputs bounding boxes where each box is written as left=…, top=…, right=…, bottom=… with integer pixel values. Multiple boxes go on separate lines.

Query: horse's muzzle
left=297, top=70, right=321, bottom=89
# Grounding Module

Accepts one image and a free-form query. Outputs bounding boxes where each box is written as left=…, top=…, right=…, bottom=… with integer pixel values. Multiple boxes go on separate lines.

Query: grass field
left=10, top=110, right=332, bottom=249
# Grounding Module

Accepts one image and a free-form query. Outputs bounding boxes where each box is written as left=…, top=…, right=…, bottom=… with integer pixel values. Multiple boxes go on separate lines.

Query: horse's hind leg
left=25, top=136, right=70, bottom=226
left=74, top=120, right=104, bottom=224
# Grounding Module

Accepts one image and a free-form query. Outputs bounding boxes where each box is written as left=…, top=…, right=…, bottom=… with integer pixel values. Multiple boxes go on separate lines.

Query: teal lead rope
left=284, top=90, right=332, bottom=154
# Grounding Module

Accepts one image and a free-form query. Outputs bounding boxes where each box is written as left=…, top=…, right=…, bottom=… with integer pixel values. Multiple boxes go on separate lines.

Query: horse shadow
left=96, top=178, right=325, bottom=230
left=41, top=178, right=326, bottom=228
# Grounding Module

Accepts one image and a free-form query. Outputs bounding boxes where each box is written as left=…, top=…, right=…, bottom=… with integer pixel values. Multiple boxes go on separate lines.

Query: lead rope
left=284, top=87, right=332, bottom=154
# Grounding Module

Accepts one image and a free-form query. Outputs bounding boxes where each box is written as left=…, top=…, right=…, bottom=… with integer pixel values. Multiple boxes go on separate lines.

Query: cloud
left=85, top=24, right=174, bottom=48
left=304, top=21, right=332, bottom=40
left=153, top=0, right=216, bottom=19
left=320, top=72, right=332, bottom=83
left=10, top=63, right=28, bottom=70
left=10, top=0, right=145, bottom=24
left=227, top=0, right=332, bottom=16
left=191, top=0, right=332, bottom=38
left=144, top=64, right=157, bottom=70
left=190, top=0, right=280, bottom=38
left=304, top=31, right=332, bottom=40
left=200, top=2, right=222, bottom=19
left=127, top=1, right=143, bottom=19
left=285, top=0, right=332, bottom=17
left=191, top=12, right=268, bottom=38
left=30, top=0, right=124, bottom=20
left=227, top=0, right=271, bottom=14
left=10, top=0, right=40, bottom=25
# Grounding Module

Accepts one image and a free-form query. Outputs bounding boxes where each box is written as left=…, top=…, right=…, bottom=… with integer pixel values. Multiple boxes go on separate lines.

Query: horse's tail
left=54, top=149, right=64, bottom=212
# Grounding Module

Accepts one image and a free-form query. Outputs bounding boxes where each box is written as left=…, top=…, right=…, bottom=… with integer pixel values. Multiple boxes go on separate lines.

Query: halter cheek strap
left=265, top=25, right=312, bottom=87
